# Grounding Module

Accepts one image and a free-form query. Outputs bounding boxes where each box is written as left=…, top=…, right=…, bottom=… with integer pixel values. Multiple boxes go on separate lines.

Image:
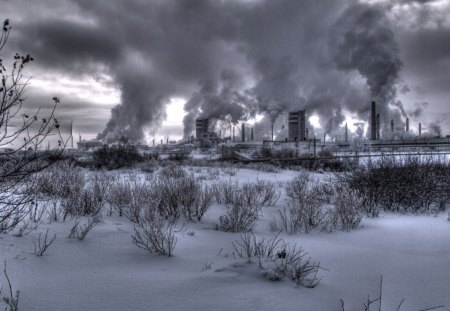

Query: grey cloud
left=3, top=0, right=450, bottom=141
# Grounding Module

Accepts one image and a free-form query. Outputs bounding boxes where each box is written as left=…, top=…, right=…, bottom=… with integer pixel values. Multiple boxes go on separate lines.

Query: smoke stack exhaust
left=371, top=101, right=377, bottom=140
left=241, top=123, right=245, bottom=142
left=419, top=123, right=422, bottom=136
left=251, top=127, right=254, bottom=141
left=406, top=118, right=409, bottom=133
left=391, top=120, right=394, bottom=133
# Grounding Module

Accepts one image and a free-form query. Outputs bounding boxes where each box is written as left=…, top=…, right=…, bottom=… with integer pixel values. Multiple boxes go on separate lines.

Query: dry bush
left=211, top=180, right=239, bottom=204
left=68, top=216, right=100, bottom=241
left=124, top=182, right=154, bottom=223
left=196, top=185, right=215, bottom=221
left=275, top=172, right=337, bottom=233
left=35, top=160, right=85, bottom=199
left=334, top=186, right=364, bottom=231
left=232, top=232, right=322, bottom=287
left=107, top=180, right=133, bottom=217
left=159, top=164, right=186, bottom=179
left=61, top=186, right=103, bottom=220
left=1, top=261, right=20, bottom=311
left=217, top=192, right=260, bottom=232
left=131, top=216, right=177, bottom=256
left=33, top=229, right=57, bottom=256
left=337, top=156, right=450, bottom=214
left=253, top=179, right=280, bottom=206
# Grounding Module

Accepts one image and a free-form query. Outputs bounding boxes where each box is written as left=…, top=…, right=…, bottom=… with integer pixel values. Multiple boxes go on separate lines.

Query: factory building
left=195, top=118, right=209, bottom=139
left=288, top=110, right=306, bottom=141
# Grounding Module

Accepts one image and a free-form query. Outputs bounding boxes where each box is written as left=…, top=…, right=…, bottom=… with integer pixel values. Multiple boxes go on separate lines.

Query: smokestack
left=323, top=132, right=326, bottom=142
left=305, top=128, right=309, bottom=140
left=166, top=137, right=169, bottom=144
left=232, top=126, right=235, bottom=142
left=406, top=118, right=409, bottom=133
left=271, top=123, right=274, bottom=141
left=376, top=113, right=380, bottom=140
left=346, top=124, right=349, bottom=142
left=161, top=139, right=163, bottom=145
left=391, top=120, right=394, bottom=133
left=251, top=127, right=254, bottom=141
left=419, top=123, right=422, bottom=136
left=371, top=101, right=377, bottom=140
left=241, top=123, right=245, bottom=142
left=153, top=138, right=155, bottom=147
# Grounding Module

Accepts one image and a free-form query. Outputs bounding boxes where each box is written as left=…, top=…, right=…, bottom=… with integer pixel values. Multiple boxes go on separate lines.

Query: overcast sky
left=2, top=0, right=450, bottom=142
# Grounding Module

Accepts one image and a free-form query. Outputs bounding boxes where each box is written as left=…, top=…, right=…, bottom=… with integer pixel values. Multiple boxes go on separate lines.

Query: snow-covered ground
left=1, top=167, right=449, bottom=311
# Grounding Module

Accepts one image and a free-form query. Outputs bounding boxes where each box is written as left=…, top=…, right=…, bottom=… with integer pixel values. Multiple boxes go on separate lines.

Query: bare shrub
left=337, top=156, right=450, bottom=214
left=334, top=186, right=364, bottom=231
left=211, top=180, right=239, bottom=205
left=277, top=173, right=331, bottom=233
left=107, top=180, right=132, bottom=217
left=35, top=160, right=85, bottom=198
left=1, top=261, right=20, bottom=311
left=62, top=185, right=103, bottom=220
left=159, top=164, right=186, bottom=179
left=196, top=185, right=215, bottom=221
left=340, top=276, right=445, bottom=311
left=217, top=193, right=260, bottom=232
left=177, top=175, right=201, bottom=220
left=33, top=229, right=57, bottom=256
left=68, top=216, right=99, bottom=241
left=222, top=167, right=237, bottom=176
left=131, top=216, right=177, bottom=256
left=254, top=179, right=280, bottom=206
left=232, top=232, right=322, bottom=287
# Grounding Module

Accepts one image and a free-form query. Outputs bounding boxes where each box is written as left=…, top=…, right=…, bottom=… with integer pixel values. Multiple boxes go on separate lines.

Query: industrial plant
left=74, top=101, right=450, bottom=164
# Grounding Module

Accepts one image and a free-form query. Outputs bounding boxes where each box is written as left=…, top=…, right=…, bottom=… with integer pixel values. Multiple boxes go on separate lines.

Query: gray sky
left=2, top=0, right=450, bottom=142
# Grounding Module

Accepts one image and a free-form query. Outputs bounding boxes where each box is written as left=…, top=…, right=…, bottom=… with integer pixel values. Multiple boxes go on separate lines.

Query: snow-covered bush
left=107, top=180, right=133, bottom=217
left=211, top=180, right=239, bottom=205
left=232, top=232, right=322, bottom=287
left=68, top=216, right=100, bottom=241
left=337, top=156, right=450, bottom=214
left=159, top=164, right=186, bottom=179
left=131, top=216, right=177, bottom=256
left=334, top=187, right=363, bottom=231
left=217, top=193, right=260, bottom=232
left=62, top=185, right=103, bottom=220
left=35, top=160, right=85, bottom=199
left=33, top=229, right=56, bottom=256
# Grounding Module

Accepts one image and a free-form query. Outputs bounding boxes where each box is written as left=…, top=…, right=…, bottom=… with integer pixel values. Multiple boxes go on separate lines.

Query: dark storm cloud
left=3, top=0, right=450, bottom=141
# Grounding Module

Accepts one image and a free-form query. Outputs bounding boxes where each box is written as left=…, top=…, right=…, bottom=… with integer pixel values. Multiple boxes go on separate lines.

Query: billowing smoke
left=328, top=2, right=405, bottom=136
left=428, top=123, right=442, bottom=137
left=8, top=0, right=424, bottom=142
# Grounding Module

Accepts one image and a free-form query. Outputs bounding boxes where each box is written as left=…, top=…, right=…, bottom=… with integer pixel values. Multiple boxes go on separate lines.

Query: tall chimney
left=376, top=113, right=380, bottom=140
left=419, top=123, right=422, bottom=136
left=251, top=127, right=254, bottom=141
left=371, top=101, right=377, bottom=140
left=406, top=118, right=409, bottom=132
left=271, top=123, right=274, bottom=141
left=345, top=123, right=348, bottom=142
left=153, top=138, right=155, bottom=147
left=391, top=120, right=394, bottom=133
left=232, top=126, right=235, bottom=142
left=305, top=128, right=309, bottom=140
left=241, top=123, right=245, bottom=142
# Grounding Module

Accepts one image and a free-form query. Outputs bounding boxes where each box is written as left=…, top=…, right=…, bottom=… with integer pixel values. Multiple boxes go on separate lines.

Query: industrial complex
left=77, top=101, right=450, bottom=162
